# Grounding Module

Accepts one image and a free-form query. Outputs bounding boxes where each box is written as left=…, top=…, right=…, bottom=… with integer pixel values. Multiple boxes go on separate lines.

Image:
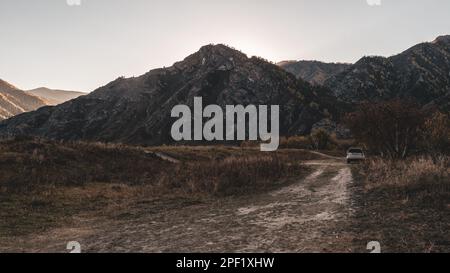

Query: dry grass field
left=0, top=137, right=448, bottom=252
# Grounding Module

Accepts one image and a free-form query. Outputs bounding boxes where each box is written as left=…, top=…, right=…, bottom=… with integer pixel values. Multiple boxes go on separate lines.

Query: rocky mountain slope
left=325, top=35, right=450, bottom=111
left=0, top=45, right=337, bottom=145
left=0, top=79, right=48, bottom=120
left=278, top=60, right=351, bottom=85
left=1, top=37, right=448, bottom=142
left=27, top=87, right=86, bottom=105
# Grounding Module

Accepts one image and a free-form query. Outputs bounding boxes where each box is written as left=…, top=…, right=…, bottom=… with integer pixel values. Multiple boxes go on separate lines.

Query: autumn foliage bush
left=345, top=99, right=449, bottom=158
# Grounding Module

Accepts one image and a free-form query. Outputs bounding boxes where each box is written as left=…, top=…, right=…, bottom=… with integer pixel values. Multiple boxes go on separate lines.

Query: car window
left=348, top=149, right=363, bottom=154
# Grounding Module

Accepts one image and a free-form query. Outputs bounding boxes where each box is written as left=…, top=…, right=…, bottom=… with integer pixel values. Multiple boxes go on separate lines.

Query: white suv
left=347, top=148, right=365, bottom=164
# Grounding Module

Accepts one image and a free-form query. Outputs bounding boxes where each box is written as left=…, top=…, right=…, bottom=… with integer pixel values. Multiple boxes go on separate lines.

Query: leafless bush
left=345, top=99, right=426, bottom=159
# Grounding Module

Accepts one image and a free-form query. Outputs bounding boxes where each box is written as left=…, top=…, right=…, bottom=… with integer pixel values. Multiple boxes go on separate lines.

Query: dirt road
left=0, top=157, right=359, bottom=253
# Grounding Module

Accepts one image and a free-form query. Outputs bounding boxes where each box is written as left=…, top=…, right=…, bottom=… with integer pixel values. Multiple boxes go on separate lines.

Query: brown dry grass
left=157, top=155, right=303, bottom=196
left=0, top=138, right=313, bottom=195
left=363, top=156, right=450, bottom=202
left=0, top=183, right=138, bottom=237
left=0, top=138, right=313, bottom=237
left=147, top=145, right=323, bottom=162
left=351, top=156, right=450, bottom=252
left=278, top=135, right=356, bottom=157
left=0, top=137, right=172, bottom=193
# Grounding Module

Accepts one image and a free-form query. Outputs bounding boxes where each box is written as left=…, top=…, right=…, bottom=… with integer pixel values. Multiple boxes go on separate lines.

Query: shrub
left=345, top=99, right=426, bottom=159
left=308, top=129, right=333, bottom=150
left=420, top=111, right=450, bottom=157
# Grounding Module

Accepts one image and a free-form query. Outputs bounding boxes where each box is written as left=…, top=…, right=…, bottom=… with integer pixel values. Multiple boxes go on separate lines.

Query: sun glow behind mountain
left=1, top=0, right=449, bottom=92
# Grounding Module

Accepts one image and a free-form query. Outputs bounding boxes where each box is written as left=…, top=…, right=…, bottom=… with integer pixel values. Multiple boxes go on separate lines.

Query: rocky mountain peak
left=0, top=44, right=337, bottom=144
left=173, top=44, right=248, bottom=73
left=278, top=60, right=352, bottom=85
left=432, top=35, right=450, bottom=45
left=198, top=44, right=246, bottom=57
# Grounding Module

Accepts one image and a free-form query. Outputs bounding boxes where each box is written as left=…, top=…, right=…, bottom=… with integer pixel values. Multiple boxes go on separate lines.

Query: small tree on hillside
left=344, top=99, right=426, bottom=159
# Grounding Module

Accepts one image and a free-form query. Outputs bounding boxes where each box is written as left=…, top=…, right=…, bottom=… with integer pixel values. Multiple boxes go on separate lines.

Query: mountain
left=0, top=44, right=337, bottom=144
left=325, top=35, right=450, bottom=111
left=0, top=79, right=48, bottom=120
left=278, top=60, right=351, bottom=85
left=27, top=87, right=86, bottom=105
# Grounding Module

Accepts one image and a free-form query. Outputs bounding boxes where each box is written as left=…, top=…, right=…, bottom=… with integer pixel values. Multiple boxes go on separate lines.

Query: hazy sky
left=1, top=0, right=449, bottom=92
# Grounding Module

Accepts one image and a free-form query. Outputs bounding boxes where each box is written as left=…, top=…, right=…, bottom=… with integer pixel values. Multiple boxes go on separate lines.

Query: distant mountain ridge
left=278, top=60, right=351, bottom=85
left=0, top=79, right=48, bottom=120
left=324, top=35, right=450, bottom=111
left=1, top=36, right=449, bottom=142
left=27, top=87, right=86, bottom=105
